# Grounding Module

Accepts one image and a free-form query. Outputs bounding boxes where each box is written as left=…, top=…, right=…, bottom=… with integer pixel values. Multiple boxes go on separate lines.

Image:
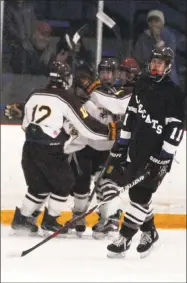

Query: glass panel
left=1, top=0, right=186, bottom=124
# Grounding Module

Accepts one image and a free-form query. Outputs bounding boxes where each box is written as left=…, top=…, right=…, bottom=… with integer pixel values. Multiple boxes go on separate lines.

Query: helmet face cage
left=148, top=46, right=174, bottom=82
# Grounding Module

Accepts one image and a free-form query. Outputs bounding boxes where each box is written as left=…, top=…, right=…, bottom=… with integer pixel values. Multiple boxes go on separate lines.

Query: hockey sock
left=140, top=201, right=155, bottom=231
left=120, top=201, right=149, bottom=238
left=73, top=192, right=89, bottom=212
left=20, top=192, right=49, bottom=217
left=48, top=193, right=68, bottom=217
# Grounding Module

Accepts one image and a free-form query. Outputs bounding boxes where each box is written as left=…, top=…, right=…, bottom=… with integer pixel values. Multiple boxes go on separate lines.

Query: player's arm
left=100, top=93, right=138, bottom=178
left=64, top=96, right=117, bottom=141
left=118, top=92, right=138, bottom=146
left=90, top=89, right=131, bottom=114
left=74, top=68, right=131, bottom=114
left=146, top=91, right=185, bottom=179
left=161, top=92, right=185, bottom=157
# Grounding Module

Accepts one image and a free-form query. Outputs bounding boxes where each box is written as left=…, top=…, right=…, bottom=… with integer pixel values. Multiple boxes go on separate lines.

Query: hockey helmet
left=98, top=57, right=118, bottom=72
left=119, top=57, right=140, bottom=84
left=98, top=57, right=119, bottom=85
left=120, top=57, right=140, bottom=75
left=75, top=57, right=94, bottom=77
left=49, top=62, right=73, bottom=89
left=148, top=46, right=174, bottom=82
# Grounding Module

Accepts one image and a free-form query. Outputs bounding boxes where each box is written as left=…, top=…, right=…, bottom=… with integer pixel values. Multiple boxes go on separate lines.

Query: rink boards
left=1, top=125, right=186, bottom=228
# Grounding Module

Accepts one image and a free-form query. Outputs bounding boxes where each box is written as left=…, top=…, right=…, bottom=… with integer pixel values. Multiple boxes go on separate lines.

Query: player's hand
left=4, top=104, right=23, bottom=120
left=146, top=154, right=173, bottom=179
left=108, top=120, right=123, bottom=140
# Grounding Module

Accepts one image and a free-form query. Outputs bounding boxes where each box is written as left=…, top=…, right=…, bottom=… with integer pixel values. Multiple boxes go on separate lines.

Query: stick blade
left=6, top=250, right=23, bottom=258
left=73, top=24, right=89, bottom=44
left=96, top=11, right=116, bottom=29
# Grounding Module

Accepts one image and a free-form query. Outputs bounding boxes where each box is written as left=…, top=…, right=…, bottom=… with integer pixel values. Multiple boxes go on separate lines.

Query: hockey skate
left=137, top=228, right=159, bottom=258
left=10, top=207, right=39, bottom=236
left=72, top=210, right=86, bottom=237
left=107, top=234, right=132, bottom=258
left=39, top=207, right=68, bottom=237
left=92, top=209, right=122, bottom=240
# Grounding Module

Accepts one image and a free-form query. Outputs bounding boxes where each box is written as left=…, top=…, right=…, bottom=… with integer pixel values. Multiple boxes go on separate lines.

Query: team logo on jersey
left=80, top=106, right=89, bottom=119
left=135, top=96, right=163, bottom=134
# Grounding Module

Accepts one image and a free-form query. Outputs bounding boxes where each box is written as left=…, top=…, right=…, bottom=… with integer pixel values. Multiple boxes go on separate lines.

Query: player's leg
left=39, top=144, right=75, bottom=234
left=11, top=142, right=50, bottom=234
left=136, top=204, right=159, bottom=258
left=136, top=183, right=161, bottom=257
left=107, top=184, right=153, bottom=258
left=92, top=151, right=122, bottom=239
left=70, top=147, right=93, bottom=236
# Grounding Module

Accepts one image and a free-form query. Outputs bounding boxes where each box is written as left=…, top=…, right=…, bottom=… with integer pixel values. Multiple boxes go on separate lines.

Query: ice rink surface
left=1, top=226, right=186, bottom=282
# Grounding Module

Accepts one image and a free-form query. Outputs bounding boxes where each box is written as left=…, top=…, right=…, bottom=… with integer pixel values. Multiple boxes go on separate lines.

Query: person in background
left=10, top=21, right=57, bottom=76
left=4, top=0, right=37, bottom=58
left=132, top=9, right=179, bottom=85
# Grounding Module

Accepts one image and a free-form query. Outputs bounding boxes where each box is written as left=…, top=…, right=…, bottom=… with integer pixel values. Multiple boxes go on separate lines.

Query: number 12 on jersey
left=31, top=105, right=51, bottom=124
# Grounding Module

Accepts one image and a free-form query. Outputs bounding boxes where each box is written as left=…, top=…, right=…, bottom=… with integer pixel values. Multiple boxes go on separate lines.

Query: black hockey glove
left=105, top=141, right=128, bottom=175
left=146, top=153, right=173, bottom=180
left=4, top=103, right=24, bottom=120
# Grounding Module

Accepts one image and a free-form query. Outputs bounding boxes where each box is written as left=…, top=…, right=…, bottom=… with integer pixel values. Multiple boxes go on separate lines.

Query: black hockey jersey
left=119, top=76, right=185, bottom=169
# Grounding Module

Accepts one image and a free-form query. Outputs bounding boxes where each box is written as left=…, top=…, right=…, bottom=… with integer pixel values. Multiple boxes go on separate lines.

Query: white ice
left=1, top=226, right=186, bottom=282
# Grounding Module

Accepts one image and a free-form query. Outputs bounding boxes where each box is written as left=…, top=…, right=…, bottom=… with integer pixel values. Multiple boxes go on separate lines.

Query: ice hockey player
left=90, top=57, right=141, bottom=239
left=8, top=61, right=118, bottom=235
left=99, top=46, right=185, bottom=258
left=63, top=57, right=140, bottom=238
left=62, top=57, right=124, bottom=237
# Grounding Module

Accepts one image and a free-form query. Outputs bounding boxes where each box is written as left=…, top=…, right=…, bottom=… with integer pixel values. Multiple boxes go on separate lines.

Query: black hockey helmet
left=49, top=61, right=73, bottom=89
left=75, top=57, right=94, bottom=77
left=148, top=46, right=174, bottom=82
left=98, top=57, right=119, bottom=72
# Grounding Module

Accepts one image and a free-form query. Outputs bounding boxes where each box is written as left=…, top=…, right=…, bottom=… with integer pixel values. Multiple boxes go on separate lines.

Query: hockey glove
left=146, top=152, right=173, bottom=180
left=107, top=120, right=123, bottom=141
left=4, top=103, right=24, bottom=120
left=104, top=141, right=128, bottom=174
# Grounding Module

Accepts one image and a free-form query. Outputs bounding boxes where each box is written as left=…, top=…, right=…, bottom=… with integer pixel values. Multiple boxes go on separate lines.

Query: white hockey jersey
left=64, top=87, right=132, bottom=153
left=22, top=87, right=111, bottom=146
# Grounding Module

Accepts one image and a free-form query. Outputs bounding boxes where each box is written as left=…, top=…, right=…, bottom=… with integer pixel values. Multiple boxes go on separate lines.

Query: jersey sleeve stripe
left=128, top=106, right=137, bottom=113
left=165, top=117, right=182, bottom=125
left=120, top=130, right=131, bottom=139
left=162, top=141, right=177, bottom=155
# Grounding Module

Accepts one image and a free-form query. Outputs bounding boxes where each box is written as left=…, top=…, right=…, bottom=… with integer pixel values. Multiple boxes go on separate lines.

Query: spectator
left=132, top=10, right=179, bottom=85
left=4, top=0, right=37, bottom=54
left=11, top=21, right=57, bottom=75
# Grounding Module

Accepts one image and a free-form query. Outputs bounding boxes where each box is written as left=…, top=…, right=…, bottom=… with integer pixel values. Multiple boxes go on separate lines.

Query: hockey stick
left=65, top=24, right=89, bottom=77
left=96, top=11, right=123, bottom=63
left=14, top=171, right=149, bottom=257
